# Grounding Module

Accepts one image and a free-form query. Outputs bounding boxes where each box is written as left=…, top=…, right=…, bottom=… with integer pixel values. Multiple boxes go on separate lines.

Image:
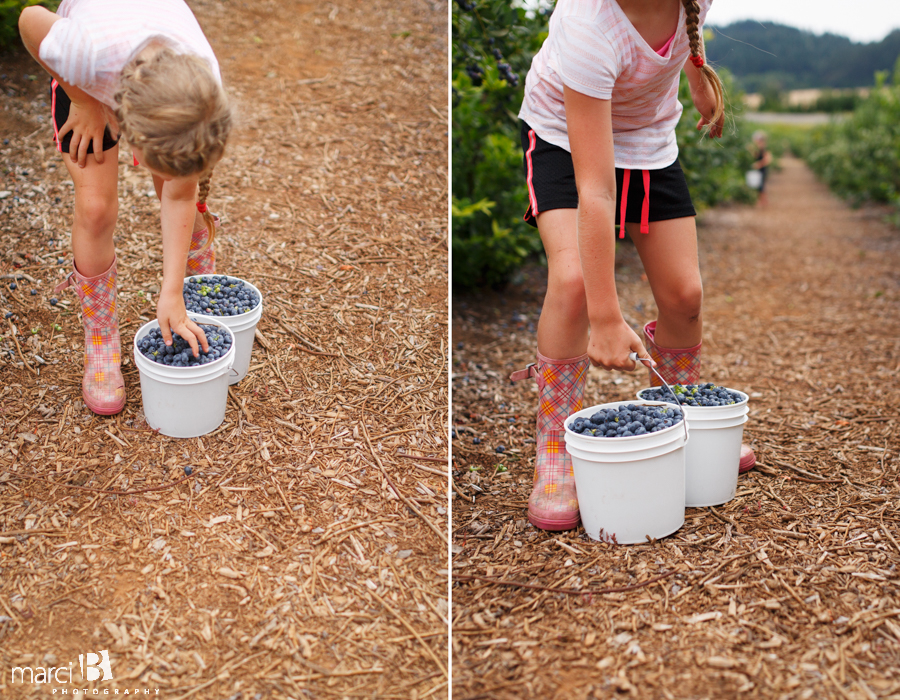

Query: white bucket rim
left=565, top=400, right=688, bottom=453
left=183, top=274, right=263, bottom=331
left=133, top=315, right=235, bottom=383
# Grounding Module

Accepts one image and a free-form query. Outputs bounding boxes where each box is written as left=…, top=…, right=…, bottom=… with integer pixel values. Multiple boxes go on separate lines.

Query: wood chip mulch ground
left=0, top=1, right=448, bottom=697
left=451, top=157, right=900, bottom=700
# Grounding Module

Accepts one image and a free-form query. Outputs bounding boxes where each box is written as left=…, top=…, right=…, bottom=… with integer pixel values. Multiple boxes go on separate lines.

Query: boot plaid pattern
left=643, top=321, right=701, bottom=386
left=186, top=216, right=218, bottom=275
left=511, top=352, right=589, bottom=530
left=55, top=258, right=125, bottom=415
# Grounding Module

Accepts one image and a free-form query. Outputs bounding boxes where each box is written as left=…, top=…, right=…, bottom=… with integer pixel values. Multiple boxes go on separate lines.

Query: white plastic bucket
left=564, top=401, right=689, bottom=544
left=746, top=169, right=763, bottom=190
left=637, top=388, right=750, bottom=507
left=134, top=316, right=235, bottom=438
left=183, top=275, right=263, bottom=384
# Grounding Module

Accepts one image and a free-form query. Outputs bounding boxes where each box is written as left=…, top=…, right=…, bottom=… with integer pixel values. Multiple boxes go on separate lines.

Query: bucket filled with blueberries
left=134, top=315, right=235, bottom=438
left=637, top=383, right=749, bottom=508
left=564, top=401, right=689, bottom=544
left=183, top=275, right=263, bottom=384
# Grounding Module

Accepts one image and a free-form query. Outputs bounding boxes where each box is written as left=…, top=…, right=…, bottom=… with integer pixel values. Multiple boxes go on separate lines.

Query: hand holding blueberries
left=139, top=324, right=231, bottom=367
left=157, top=287, right=209, bottom=357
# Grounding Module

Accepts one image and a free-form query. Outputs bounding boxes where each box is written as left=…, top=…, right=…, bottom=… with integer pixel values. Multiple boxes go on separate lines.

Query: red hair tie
left=196, top=202, right=208, bottom=213
left=690, top=55, right=705, bottom=68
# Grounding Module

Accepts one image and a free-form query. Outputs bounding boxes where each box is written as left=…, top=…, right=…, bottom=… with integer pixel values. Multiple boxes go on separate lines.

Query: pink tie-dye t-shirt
left=519, top=0, right=712, bottom=169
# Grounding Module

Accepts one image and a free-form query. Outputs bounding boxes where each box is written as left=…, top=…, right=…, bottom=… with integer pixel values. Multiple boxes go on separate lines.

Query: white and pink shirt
left=519, top=0, right=712, bottom=169
left=40, top=0, right=222, bottom=109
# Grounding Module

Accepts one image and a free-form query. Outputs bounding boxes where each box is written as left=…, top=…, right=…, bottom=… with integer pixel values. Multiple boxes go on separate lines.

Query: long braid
left=681, top=0, right=725, bottom=132
left=197, top=171, right=216, bottom=250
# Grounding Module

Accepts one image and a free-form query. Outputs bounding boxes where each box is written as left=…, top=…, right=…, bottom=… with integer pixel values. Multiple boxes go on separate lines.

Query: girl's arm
left=18, top=5, right=111, bottom=166
left=684, top=58, right=724, bottom=138
left=156, top=174, right=210, bottom=357
left=564, top=85, right=648, bottom=372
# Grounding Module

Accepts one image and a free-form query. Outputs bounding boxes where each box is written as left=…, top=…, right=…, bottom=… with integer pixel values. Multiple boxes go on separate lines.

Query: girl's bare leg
left=535, top=208, right=589, bottom=359
left=63, top=144, right=119, bottom=275
left=629, top=216, right=703, bottom=349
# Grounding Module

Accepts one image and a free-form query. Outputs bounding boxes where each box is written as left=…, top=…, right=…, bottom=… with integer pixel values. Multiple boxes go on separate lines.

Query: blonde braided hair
left=681, top=0, right=725, bottom=132
left=114, top=47, right=232, bottom=249
left=196, top=171, right=215, bottom=242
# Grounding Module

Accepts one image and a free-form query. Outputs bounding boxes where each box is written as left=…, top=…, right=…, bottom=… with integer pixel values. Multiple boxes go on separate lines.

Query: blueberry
left=571, top=403, right=684, bottom=439
left=9, top=282, right=16, bottom=290
left=57, top=258, right=65, bottom=265
left=30, top=289, right=36, bottom=296
left=139, top=324, right=231, bottom=367
left=183, top=276, right=259, bottom=317
left=473, top=437, right=481, bottom=444
left=184, top=465, right=193, bottom=476
left=496, top=445, right=505, bottom=454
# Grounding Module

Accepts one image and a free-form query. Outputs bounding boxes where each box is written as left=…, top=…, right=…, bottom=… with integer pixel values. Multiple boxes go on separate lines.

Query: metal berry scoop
left=629, top=351, right=688, bottom=440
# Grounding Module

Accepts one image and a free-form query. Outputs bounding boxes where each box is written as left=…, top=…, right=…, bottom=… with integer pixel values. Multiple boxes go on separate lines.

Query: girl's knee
left=75, top=195, right=118, bottom=236
left=657, top=280, right=703, bottom=320
left=548, top=264, right=588, bottom=317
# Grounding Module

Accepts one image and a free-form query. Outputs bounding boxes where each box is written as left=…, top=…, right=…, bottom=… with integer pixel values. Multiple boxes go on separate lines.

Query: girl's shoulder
left=553, top=0, right=609, bottom=23
left=551, top=0, right=625, bottom=47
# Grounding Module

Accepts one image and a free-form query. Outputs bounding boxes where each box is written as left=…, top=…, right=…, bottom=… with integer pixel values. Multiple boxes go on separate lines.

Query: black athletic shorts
left=50, top=79, right=119, bottom=155
left=520, top=120, right=696, bottom=233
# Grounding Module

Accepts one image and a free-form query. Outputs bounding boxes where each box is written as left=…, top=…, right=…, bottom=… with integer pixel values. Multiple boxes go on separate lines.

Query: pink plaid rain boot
left=55, top=257, right=126, bottom=415
left=642, top=320, right=701, bottom=386
left=643, top=320, right=756, bottom=472
left=185, top=215, right=218, bottom=276
left=511, top=352, right=590, bottom=531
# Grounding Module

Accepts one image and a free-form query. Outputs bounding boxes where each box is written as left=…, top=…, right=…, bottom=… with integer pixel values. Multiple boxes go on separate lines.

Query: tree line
left=707, top=21, right=900, bottom=93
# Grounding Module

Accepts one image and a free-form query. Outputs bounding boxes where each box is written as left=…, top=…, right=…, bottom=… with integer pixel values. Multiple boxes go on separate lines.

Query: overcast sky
left=705, top=0, right=900, bottom=44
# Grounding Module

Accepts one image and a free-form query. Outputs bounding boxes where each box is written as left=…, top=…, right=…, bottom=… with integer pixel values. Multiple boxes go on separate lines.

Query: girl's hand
left=58, top=97, right=110, bottom=167
left=696, top=113, right=724, bottom=139
left=156, top=287, right=209, bottom=358
left=587, top=318, right=652, bottom=372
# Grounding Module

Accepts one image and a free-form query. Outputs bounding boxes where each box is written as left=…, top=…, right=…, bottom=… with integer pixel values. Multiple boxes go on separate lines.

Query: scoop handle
left=628, top=353, right=689, bottom=442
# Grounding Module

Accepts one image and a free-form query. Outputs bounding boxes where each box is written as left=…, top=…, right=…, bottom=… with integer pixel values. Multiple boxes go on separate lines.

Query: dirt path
left=451, top=156, right=900, bottom=699
left=0, top=1, right=448, bottom=697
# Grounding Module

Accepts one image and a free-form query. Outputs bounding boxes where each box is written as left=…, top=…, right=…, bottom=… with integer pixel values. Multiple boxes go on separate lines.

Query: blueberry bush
left=804, top=64, right=900, bottom=221
left=452, top=0, right=548, bottom=289
left=0, top=0, right=59, bottom=53
left=453, top=1, right=758, bottom=289
left=675, top=69, right=759, bottom=211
